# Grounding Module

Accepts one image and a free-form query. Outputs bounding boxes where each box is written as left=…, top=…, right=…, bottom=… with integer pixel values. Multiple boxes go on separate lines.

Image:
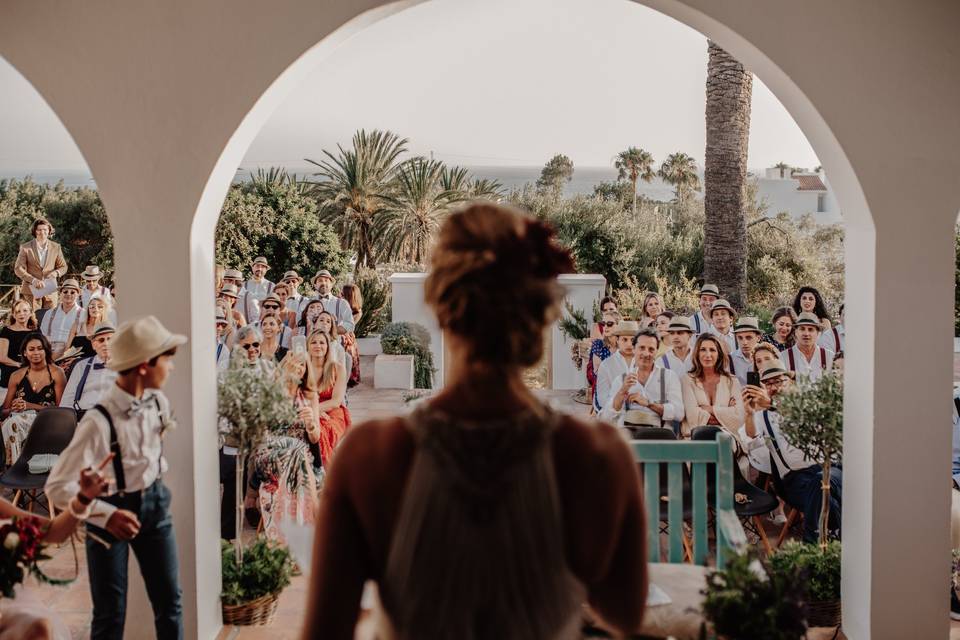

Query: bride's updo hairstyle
left=425, top=203, right=574, bottom=368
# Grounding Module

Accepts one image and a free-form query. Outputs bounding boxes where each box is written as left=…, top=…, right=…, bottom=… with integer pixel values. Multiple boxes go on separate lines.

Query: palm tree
left=468, top=178, right=505, bottom=201
left=774, top=161, right=791, bottom=178
left=658, top=152, right=701, bottom=205
left=704, top=41, right=752, bottom=309
left=376, top=157, right=465, bottom=264
left=614, top=147, right=655, bottom=213
left=306, top=129, right=408, bottom=273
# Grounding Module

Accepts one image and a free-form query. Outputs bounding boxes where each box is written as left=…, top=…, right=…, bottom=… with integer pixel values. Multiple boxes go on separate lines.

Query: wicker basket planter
left=806, top=598, right=841, bottom=628
left=222, top=591, right=280, bottom=626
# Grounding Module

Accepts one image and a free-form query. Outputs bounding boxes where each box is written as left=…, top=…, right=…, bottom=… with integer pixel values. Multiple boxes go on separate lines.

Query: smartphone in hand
left=746, top=371, right=761, bottom=388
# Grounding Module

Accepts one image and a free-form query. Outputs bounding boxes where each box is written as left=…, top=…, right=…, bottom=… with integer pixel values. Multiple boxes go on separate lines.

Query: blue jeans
left=782, top=464, right=843, bottom=543
left=85, top=480, right=183, bottom=640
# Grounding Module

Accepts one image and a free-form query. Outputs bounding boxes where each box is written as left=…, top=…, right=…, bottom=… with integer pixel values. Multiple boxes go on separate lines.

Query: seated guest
left=588, top=310, right=621, bottom=412
left=764, top=306, right=796, bottom=351
left=269, top=283, right=299, bottom=331
left=40, top=279, right=82, bottom=359
left=259, top=293, right=293, bottom=347
left=692, top=283, right=719, bottom=334
left=781, top=312, right=834, bottom=381
left=215, top=308, right=231, bottom=371
left=654, top=310, right=674, bottom=355
left=338, top=283, right=363, bottom=387
left=752, top=342, right=781, bottom=373
left=59, top=323, right=116, bottom=418
left=680, top=333, right=744, bottom=438
left=80, top=265, right=112, bottom=307
left=601, top=327, right=684, bottom=436
left=240, top=256, right=274, bottom=325
left=708, top=298, right=737, bottom=355
left=0, top=299, right=37, bottom=394
left=594, top=320, right=639, bottom=414
left=792, top=286, right=833, bottom=331
left=743, top=362, right=841, bottom=543
left=730, top=316, right=763, bottom=387
left=280, top=270, right=309, bottom=319
left=1, top=333, right=66, bottom=465
left=819, top=303, right=845, bottom=353
left=307, top=330, right=351, bottom=466
left=313, top=311, right=353, bottom=378
left=218, top=282, right=247, bottom=328
left=63, top=294, right=111, bottom=373
left=259, top=314, right=287, bottom=363
left=660, top=315, right=695, bottom=375
left=235, top=325, right=274, bottom=376
left=297, top=299, right=326, bottom=339
left=639, top=292, right=664, bottom=330
left=590, top=296, right=619, bottom=339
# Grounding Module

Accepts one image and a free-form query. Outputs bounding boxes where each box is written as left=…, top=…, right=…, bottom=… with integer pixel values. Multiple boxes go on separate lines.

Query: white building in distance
left=755, top=166, right=841, bottom=224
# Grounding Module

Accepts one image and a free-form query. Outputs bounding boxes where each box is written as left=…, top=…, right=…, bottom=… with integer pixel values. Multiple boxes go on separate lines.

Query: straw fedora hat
left=91, top=322, right=116, bottom=339
left=251, top=256, right=270, bottom=269
left=699, top=283, right=720, bottom=297
left=623, top=409, right=662, bottom=428
left=281, top=270, right=302, bottom=283
left=609, top=320, right=641, bottom=337
left=312, top=269, right=334, bottom=284
left=734, top=316, right=762, bottom=334
left=794, top=312, right=823, bottom=328
left=218, top=283, right=240, bottom=298
left=81, top=265, right=103, bottom=280
left=710, top=299, right=737, bottom=317
left=667, top=315, right=694, bottom=333
left=223, top=269, right=243, bottom=281
left=60, top=278, right=81, bottom=292
left=758, top=362, right=795, bottom=382
left=107, top=316, right=187, bottom=372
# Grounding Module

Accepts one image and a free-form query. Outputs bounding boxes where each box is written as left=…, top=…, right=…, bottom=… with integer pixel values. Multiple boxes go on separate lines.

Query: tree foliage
left=614, top=147, right=655, bottom=213
left=215, top=171, right=348, bottom=279
left=658, top=152, right=701, bottom=205
left=535, top=154, right=574, bottom=195
left=0, top=178, right=114, bottom=284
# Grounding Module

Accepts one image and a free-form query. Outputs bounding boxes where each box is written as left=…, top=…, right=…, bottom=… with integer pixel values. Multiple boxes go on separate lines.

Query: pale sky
left=0, top=0, right=819, bottom=174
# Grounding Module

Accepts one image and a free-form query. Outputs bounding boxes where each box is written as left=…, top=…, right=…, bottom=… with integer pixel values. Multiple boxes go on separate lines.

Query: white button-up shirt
left=692, top=310, right=711, bottom=335
left=709, top=326, right=737, bottom=356
left=781, top=344, right=834, bottom=381
left=42, top=303, right=81, bottom=344
left=817, top=325, right=845, bottom=353
left=46, top=385, right=172, bottom=528
left=658, top=349, right=693, bottom=376
left=594, top=351, right=629, bottom=413
left=745, top=409, right=817, bottom=479
left=600, top=364, right=684, bottom=429
left=240, top=279, right=274, bottom=324
left=59, top=355, right=117, bottom=410
left=730, top=349, right=754, bottom=387
left=315, top=294, right=355, bottom=333
left=81, top=286, right=113, bottom=308
left=216, top=339, right=230, bottom=370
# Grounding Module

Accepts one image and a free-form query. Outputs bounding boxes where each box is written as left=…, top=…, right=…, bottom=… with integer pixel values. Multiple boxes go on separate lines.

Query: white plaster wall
left=552, top=274, right=607, bottom=390
left=388, top=273, right=443, bottom=389
left=756, top=177, right=839, bottom=223
left=0, top=1, right=956, bottom=638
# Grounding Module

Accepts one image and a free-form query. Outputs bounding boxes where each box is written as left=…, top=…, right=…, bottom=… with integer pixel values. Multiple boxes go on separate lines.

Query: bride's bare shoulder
left=552, top=414, right=637, bottom=486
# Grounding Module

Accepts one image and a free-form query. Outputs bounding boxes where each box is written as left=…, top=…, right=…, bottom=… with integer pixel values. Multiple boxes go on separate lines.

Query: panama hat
left=218, top=283, right=240, bottom=298
left=215, top=308, right=228, bottom=325
left=623, top=409, right=662, bottom=428
left=107, top=315, right=187, bottom=372
left=251, top=256, right=270, bottom=269
left=91, top=322, right=116, bottom=339
left=710, top=299, right=736, bottom=317
left=260, top=293, right=282, bottom=309
left=667, top=315, right=694, bottom=333
left=699, top=283, right=720, bottom=297
left=759, top=362, right=795, bottom=382
left=223, top=269, right=243, bottom=281
left=312, top=269, right=334, bottom=283
left=281, top=270, right=302, bottom=283
left=81, top=265, right=103, bottom=280
left=609, top=320, right=641, bottom=337
left=60, top=278, right=80, bottom=292
left=794, top=312, right=823, bottom=329
left=734, top=316, right=762, bottom=334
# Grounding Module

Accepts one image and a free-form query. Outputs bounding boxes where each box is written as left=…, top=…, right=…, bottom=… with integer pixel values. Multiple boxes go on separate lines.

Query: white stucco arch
left=1, top=2, right=958, bottom=638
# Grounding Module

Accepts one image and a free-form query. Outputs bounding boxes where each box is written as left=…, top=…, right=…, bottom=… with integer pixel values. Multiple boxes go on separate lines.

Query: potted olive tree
left=774, top=370, right=844, bottom=627
left=217, top=351, right=298, bottom=624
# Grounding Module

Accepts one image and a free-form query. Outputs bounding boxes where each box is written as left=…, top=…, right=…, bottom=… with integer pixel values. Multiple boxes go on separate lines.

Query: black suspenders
left=93, top=404, right=126, bottom=496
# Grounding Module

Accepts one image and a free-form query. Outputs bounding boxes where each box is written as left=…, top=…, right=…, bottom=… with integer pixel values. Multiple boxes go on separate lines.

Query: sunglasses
left=262, top=305, right=280, bottom=311
left=242, top=342, right=260, bottom=350
left=602, top=321, right=616, bottom=328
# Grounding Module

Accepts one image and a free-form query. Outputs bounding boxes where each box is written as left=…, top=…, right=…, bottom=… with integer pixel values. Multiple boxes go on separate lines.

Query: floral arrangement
left=0, top=517, right=72, bottom=598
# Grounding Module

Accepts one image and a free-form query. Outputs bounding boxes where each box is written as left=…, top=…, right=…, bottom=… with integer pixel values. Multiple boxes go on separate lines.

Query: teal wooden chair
left=630, top=431, right=748, bottom=639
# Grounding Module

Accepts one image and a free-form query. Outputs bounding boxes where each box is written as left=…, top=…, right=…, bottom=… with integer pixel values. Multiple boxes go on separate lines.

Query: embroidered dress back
left=376, top=402, right=585, bottom=640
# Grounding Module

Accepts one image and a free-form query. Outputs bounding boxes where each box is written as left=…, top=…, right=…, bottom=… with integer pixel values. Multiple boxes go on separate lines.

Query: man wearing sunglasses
left=235, top=325, right=274, bottom=376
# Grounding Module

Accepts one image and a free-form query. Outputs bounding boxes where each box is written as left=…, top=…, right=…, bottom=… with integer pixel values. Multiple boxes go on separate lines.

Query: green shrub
left=220, top=538, right=295, bottom=605
left=769, top=540, right=841, bottom=602
left=352, top=268, right=389, bottom=338
left=381, top=321, right=435, bottom=389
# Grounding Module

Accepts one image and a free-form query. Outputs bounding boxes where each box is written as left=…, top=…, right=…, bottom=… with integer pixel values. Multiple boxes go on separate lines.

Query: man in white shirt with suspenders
left=660, top=315, right=694, bottom=375
left=81, top=265, right=113, bottom=307
left=708, top=298, right=737, bottom=356
left=594, top=320, right=638, bottom=414
left=730, top=316, right=763, bottom=386
left=60, top=322, right=117, bottom=418
left=692, top=283, right=719, bottom=335
left=240, top=256, right=274, bottom=325
left=312, top=269, right=355, bottom=334
left=818, top=302, right=845, bottom=354
left=602, top=327, right=684, bottom=437
left=781, top=312, right=834, bottom=381
left=42, top=278, right=82, bottom=359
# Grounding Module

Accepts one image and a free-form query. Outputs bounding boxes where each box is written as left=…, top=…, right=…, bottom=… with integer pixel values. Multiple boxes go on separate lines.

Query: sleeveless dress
left=2, top=366, right=57, bottom=465
left=317, top=386, right=351, bottom=466
left=0, top=326, right=31, bottom=388
left=374, top=402, right=586, bottom=640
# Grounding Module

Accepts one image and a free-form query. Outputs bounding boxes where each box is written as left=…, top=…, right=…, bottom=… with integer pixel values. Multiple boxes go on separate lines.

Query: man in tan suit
left=14, top=218, right=68, bottom=309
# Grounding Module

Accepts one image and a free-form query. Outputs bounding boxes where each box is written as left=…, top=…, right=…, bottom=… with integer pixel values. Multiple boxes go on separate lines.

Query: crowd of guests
left=213, top=258, right=359, bottom=540
left=588, top=282, right=845, bottom=543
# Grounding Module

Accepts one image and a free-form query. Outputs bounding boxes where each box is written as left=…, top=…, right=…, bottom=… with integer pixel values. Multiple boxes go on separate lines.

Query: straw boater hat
left=107, top=316, right=187, bottom=372
left=215, top=308, right=228, bottom=325
left=667, top=315, right=694, bottom=333
left=710, top=299, right=737, bottom=318
left=794, top=312, right=823, bottom=329
left=312, top=269, right=334, bottom=284
left=623, top=409, right=662, bottom=428
left=260, top=293, right=282, bottom=308
left=609, top=320, right=641, bottom=337
left=223, top=269, right=243, bottom=282
left=281, top=270, right=302, bottom=283
left=91, top=322, right=116, bottom=339
left=734, top=317, right=762, bottom=334
left=758, top=361, right=795, bottom=382
left=218, top=283, right=240, bottom=298
left=81, top=265, right=103, bottom=281
left=252, top=256, right=270, bottom=270
left=60, top=278, right=80, bottom=292
left=699, top=283, right=720, bottom=297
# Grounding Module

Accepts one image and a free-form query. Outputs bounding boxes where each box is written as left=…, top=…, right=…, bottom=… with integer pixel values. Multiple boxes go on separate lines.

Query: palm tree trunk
left=704, top=41, right=752, bottom=309
left=632, top=176, right=638, bottom=214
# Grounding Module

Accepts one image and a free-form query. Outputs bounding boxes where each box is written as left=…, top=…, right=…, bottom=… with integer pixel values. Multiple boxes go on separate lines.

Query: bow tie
left=126, top=394, right=154, bottom=418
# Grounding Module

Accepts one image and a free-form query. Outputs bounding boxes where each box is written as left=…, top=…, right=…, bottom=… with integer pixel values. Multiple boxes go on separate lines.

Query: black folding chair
left=691, top=425, right=779, bottom=553
left=0, top=407, right=77, bottom=514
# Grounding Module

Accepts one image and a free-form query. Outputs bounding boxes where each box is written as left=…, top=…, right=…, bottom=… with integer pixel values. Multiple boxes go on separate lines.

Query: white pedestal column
left=389, top=273, right=443, bottom=389
left=551, top=274, right=606, bottom=391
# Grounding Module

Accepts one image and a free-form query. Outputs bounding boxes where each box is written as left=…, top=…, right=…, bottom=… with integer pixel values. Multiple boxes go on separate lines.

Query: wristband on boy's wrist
left=68, top=497, right=92, bottom=520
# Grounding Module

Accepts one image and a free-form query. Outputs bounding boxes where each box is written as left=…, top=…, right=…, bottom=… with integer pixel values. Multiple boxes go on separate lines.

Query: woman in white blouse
left=680, top=333, right=744, bottom=438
